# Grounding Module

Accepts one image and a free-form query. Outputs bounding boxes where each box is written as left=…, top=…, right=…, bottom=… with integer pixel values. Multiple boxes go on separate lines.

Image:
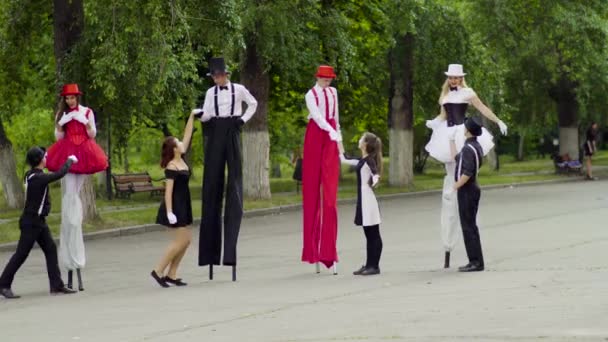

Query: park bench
left=552, top=153, right=583, bottom=175
left=111, top=172, right=165, bottom=199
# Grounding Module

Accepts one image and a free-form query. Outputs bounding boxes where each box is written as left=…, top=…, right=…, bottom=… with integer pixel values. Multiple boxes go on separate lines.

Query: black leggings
left=363, top=225, right=383, bottom=268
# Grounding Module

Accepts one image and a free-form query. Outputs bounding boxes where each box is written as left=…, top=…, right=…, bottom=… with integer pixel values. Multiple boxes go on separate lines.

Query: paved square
left=1, top=181, right=607, bottom=341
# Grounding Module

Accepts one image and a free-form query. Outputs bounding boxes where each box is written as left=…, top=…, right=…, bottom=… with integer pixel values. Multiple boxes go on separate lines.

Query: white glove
left=57, top=113, right=75, bottom=126
left=371, top=175, right=380, bottom=188
left=497, top=120, right=508, bottom=136
left=73, top=112, right=89, bottom=125
left=67, top=155, right=78, bottom=163
left=443, top=188, right=455, bottom=201
left=192, top=109, right=203, bottom=115
left=167, top=212, right=177, bottom=225
left=329, top=130, right=342, bottom=142
left=426, top=117, right=440, bottom=129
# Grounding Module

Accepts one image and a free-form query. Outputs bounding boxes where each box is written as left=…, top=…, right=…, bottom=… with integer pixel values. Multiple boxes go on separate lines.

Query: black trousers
left=457, top=185, right=484, bottom=266
left=363, top=225, right=383, bottom=268
left=0, top=216, right=64, bottom=290
left=199, top=117, right=243, bottom=266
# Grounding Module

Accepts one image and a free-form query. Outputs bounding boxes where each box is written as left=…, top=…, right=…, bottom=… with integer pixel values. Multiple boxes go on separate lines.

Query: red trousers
left=301, top=119, right=340, bottom=268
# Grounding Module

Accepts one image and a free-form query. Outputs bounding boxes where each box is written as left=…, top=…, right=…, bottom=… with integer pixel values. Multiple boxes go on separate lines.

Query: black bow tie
left=219, top=86, right=229, bottom=91
left=449, top=86, right=458, bottom=91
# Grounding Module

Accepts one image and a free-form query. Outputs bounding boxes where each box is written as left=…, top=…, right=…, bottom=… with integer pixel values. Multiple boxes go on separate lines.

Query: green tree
left=470, top=0, right=608, bottom=160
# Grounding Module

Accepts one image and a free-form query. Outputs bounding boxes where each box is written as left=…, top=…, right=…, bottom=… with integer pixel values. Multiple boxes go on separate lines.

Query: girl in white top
left=340, top=132, right=383, bottom=276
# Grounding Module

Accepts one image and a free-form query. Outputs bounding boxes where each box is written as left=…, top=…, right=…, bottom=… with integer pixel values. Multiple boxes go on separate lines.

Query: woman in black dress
left=584, top=122, right=599, bottom=180
left=151, top=111, right=196, bottom=288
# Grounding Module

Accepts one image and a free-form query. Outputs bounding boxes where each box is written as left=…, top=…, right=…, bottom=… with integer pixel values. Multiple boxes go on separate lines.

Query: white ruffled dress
left=425, top=87, right=494, bottom=164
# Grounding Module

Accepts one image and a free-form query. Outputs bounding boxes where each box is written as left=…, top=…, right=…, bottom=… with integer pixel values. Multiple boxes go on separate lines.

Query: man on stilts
left=301, top=65, right=342, bottom=274
left=197, top=57, right=257, bottom=281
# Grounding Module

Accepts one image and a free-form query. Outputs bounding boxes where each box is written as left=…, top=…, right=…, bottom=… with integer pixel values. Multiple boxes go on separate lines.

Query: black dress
left=584, top=128, right=597, bottom=156
left=156, top=169, right=193, bottom=228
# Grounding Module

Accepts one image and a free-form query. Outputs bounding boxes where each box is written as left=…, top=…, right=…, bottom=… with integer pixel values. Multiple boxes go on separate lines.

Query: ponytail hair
left=363, top=132, right=383, bottom=177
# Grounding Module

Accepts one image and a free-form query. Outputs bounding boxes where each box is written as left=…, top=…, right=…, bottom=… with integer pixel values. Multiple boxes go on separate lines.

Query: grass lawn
left=0, top=151, right=604, bottom=244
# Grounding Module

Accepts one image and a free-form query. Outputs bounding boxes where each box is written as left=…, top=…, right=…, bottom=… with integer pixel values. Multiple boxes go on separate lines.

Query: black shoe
left=0, top=288, right=20, bottom=299
left=50, top=286, right=77, bottom=295
left=458, top=263, right=484, bottom=272
left=360, top=267, right=381, bottom=276
left=353, top=265, right=367, bottom=275
left=163, top=277, right=187, bottom=286
left=151, top=270, right=170, bottom=288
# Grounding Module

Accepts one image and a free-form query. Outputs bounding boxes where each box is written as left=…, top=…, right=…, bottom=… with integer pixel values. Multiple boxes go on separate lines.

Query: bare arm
left=453, top=174, right=471, bottom=190
left=164, top=178, right=174, bottom=214
left=182, top=111, right=196, bottom=152
left=470, top=95, right=500, bottom=123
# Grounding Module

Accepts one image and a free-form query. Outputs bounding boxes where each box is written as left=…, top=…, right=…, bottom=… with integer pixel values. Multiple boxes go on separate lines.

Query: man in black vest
left=446, top=116, right=485, bottom=272
left=196, top=57, right=257, bottom=281
left=0, top=147, right=77, bottom=298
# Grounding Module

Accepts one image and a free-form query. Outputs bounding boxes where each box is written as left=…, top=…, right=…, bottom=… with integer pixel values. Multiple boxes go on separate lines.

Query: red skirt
left=46, top=138, right=108, bottom=174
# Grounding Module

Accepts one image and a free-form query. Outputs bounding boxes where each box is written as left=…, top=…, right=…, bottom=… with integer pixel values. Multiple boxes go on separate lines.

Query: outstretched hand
left=497, top=120, right=508, bottom=136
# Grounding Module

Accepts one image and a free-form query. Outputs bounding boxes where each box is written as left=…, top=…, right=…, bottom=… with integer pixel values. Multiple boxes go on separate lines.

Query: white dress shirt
left=199, top=82, right=258, bottom=123
left=305, top=84, right=341, bottom=140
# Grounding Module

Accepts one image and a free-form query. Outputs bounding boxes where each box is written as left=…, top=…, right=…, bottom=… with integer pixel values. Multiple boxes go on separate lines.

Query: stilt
left=209, top=265, right=214, bottom=280
left=315, top=262, right=320, bottom=274
left=332, top=262, right=338, bottom=275
left=67, top=270, right=73, bottom=289
left=444, top=251, right=450, bottom=268
left=232, top=265, right=237, bottom=282
left=76, top=269, right=84, bottom=291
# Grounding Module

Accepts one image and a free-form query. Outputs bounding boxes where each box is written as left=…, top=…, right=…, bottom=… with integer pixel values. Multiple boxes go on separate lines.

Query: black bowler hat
left=207, top=57, right=230, bottom=76
left=464, top=116, right=483, bottom=137
left=26, top=146, right=46, bottom=168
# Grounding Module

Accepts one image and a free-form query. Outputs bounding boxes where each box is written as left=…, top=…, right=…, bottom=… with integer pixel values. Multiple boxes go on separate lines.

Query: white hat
left=445, top=64, right=466, bottom=77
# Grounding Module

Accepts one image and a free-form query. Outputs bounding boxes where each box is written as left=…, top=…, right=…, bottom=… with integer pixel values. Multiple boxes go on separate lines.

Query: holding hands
left=67, top=155, right=79, bottom=163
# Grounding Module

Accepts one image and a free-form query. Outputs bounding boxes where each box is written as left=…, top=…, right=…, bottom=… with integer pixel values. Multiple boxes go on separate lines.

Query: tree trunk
left=80, top=175, right=99, bottom=221
left=53, top=0, right=84, bottom=84
left=517, top=132, right=525, bottom=161
left=388, top=32, right=414, bottom=187
left=551, top=81, right=579, bottom=160
left=241, top=33, right=271, bottom=200
left=0, top=117, right=25, bottom=209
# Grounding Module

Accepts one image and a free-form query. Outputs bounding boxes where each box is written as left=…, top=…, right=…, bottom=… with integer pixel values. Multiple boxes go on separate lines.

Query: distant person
left=584, top=122, right=599, bottom=180
left=0, top=148, right=78, bottom=298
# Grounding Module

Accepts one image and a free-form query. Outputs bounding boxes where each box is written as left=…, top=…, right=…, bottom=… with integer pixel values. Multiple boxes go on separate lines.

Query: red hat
left=60, top=84, right=82, bottom=96
left=315, top=65, right=336, bottom=79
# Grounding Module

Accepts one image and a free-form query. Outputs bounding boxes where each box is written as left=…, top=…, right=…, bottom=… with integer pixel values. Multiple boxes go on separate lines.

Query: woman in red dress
left=46, top=84, right=108, bottom=291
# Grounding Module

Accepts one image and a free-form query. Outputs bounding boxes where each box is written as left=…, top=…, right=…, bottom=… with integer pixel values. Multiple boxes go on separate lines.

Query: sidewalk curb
left=0, top=175, right=590, bottom=253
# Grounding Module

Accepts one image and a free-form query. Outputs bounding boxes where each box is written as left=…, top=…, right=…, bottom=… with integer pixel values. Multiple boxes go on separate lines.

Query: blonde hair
left=438, top=77, right=468, bottom=120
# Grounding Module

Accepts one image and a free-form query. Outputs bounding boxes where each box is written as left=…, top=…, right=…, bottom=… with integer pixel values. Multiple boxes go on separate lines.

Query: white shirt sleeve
left=86, top=110, right=97, bottom=138
left=339, top=154, right=359, bottom=166
left=239, top=85, right=258, bottom=123
left=305, top=90, right=338, bottom=135
left=333, top=87, right=341, bottom=131
left=200, top=89, right=214, bottom=122
left=55, top=128, right=65, bottom=140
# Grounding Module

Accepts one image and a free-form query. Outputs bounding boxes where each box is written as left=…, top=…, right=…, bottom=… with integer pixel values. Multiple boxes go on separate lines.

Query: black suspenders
left=214, top=83, right=236, bottom=117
